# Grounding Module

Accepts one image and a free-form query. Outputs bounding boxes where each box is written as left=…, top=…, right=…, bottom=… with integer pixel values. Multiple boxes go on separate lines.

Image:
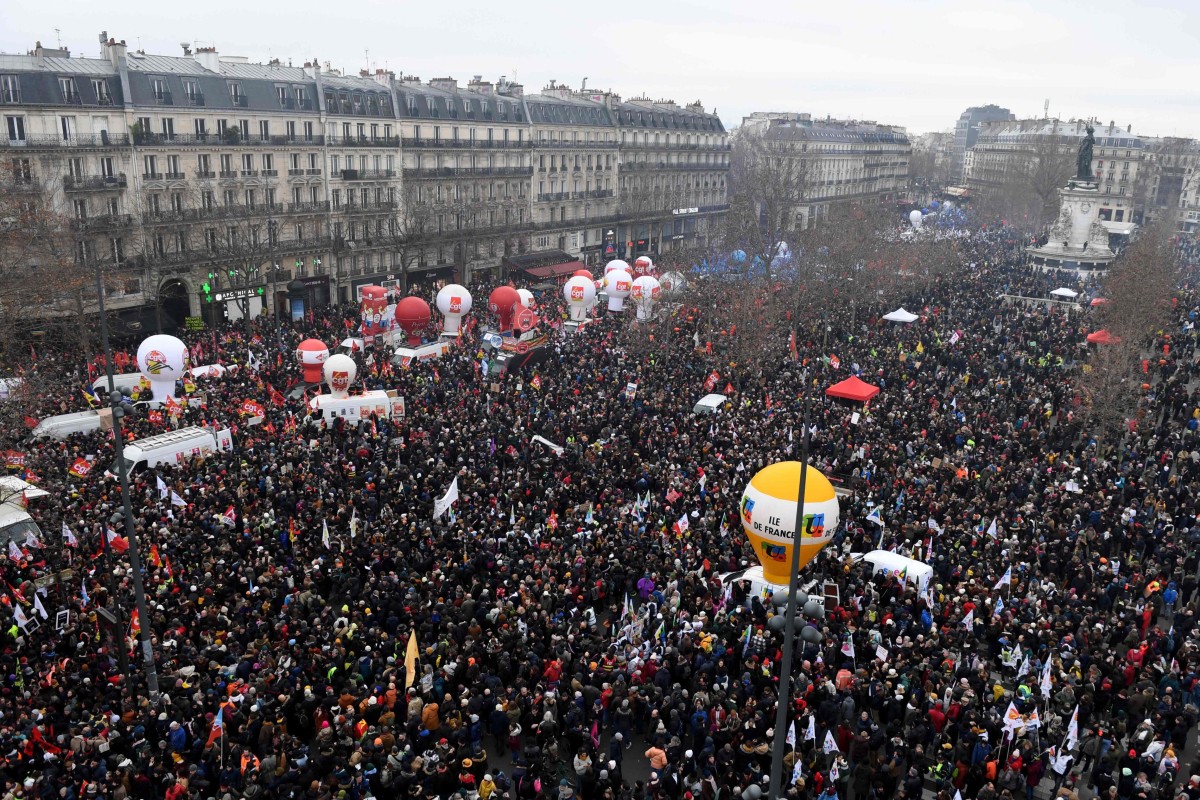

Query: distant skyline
left=2, top=0, right=1198, bottom=137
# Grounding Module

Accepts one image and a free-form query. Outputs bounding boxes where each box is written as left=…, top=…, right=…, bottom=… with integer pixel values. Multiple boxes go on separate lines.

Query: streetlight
left=108, top=389, right=161, bottom=704
left=268, top=218, right=281, bottom=352
left=767, top=357, right=815, bottom=800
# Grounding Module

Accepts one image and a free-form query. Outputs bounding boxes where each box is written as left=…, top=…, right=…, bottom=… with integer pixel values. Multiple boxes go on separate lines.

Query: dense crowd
left=1, top=225, right=1200, bottom=800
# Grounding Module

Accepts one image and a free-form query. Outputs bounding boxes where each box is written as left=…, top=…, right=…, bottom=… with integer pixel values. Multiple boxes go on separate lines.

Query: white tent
left=1050, top=287, right=1079, bottom=298
left=882, top=308, right=919, bottom=323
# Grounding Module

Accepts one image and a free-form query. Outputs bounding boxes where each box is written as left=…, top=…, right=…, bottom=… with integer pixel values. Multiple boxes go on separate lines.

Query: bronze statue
left=1077, top=124, right=1095, bottom=180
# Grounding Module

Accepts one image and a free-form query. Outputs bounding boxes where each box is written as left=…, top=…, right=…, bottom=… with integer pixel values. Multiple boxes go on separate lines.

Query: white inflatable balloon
left=516, top=288, right=536, bottom=310
left=322, top=353, right=358, bottom=399
left=606, top=269, right=633, bottom=313
left=909, top=209, right=923, bottom=229
left=435, top=284, right=473, bottom=335
left=562, top=276, right=597, bottom=323
left=631, top=275, right=661, bottom=321
left=136, top=334, right=188, bottom=402
left=604, top=259, right=631, bottom=277
left=659, top=271, right=687, bottom=298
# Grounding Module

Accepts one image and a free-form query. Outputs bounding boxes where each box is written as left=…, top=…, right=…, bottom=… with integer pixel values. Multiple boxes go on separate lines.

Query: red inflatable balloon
left=488, top=286, right=521, bottom=333
left=394, top=296, right=432, bottom=346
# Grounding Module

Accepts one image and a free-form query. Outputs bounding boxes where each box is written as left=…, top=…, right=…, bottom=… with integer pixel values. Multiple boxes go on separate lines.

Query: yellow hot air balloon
left=739, top=461, right=840, bottom=586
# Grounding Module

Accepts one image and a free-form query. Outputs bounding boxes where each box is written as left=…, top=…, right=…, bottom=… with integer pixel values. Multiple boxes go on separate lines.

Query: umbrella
left=1086, top=329, right=1120, bottom=345
left=1090, top=298, right=1109, bottom=307
left=1050, top=288, right=1078, bottom=298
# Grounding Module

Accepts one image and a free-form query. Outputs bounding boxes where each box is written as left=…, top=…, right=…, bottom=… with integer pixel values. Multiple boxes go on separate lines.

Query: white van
left=851, top=550, right=933, bottom=592
left=119, top=426, right=233, bottom=473
left=693, top=393, right=728, bottom=414
left=0, top=476, right=48, bottom=547
left=309, top=390, right=405, bottom=424
left=32, top=410, right=103, bottom=440
left=719, top=565, right=824, bottom=612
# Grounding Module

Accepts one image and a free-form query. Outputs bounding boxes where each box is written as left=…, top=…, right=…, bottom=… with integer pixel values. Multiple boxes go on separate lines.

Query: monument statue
left=1076, top=124, right=1095, bottom=181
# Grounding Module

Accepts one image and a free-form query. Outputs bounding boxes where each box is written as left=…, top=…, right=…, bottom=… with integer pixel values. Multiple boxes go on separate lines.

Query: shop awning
left=524, top=260, right=586, bottom=279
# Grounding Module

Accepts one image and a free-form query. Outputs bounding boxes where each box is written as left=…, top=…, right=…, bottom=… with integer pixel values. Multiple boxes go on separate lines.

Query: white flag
left=1026, top=708, right=1042, bottom=729
left=157, top=475, right=168, bottom=499
left=7, top=540, right=22, bottom=561
left=786, top=720, right=796, bottom=747
left=61, top=522, right=78, bottom=547
left=1017, top=655, right=1031, bottom=678
left=1040, top=656, right=1053, bottom=698
left=1002, top=701, right=1023, bottom=734
left=993, top=596, right=1005, bottom=617
left=960, top=609, right=974, bottom=629
left=804, top=715, right=816, bottom=742
left=986, top=518, right=998, bottom=539
left=11, top=603, right=30, bottom=631
left=434, top=476, right=460, bottom=520
left=170, top=491, right=187, bottom=507
left=841, top=638, right=855, bottom=660
left=823, top=730, right=840, bottom=754
left=1065, top=705, right=1080, bottom=751
left=830, top=759, right=841, bottom=782
left=954, top=790, right=964, bottom=800
left=994, top=565, right=1012, bottom=591
left=32, top=592, right=48, bottom=623
left=349, top=507, right=358, bottom=539
left=865, top=506, right=883, bottom=527
left=322, top=518, right=331, bottom=549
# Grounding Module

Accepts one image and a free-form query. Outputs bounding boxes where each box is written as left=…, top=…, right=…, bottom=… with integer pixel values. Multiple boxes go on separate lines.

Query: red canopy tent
left=825, top=376, right=880, bottom=403
left=1086, top=329, right=1120, bottom=345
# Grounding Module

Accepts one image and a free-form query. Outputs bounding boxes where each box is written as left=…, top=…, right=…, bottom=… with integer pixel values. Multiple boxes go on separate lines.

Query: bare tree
left=722, top=128, right=809, bottom=266
left=199, top=216, right=276, bottom=336
left=974, top=123, right=1075, bottom=225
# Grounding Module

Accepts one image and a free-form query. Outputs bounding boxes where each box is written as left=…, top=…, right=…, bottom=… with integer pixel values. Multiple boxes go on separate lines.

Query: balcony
left=71, top=214, right=134, bottom=232
left=535, top=140, right=620, bottom=149
left=241, top=169, right=259, bottom=177
left=142, top=172, right=164, bottom=181
left=218, top=170, right=238, bottom=179
left=133, top=132, right=326, bottom=147
left=401, top=137, right=534, bottom=150
left=576, top=189, right=614, bottom=200
left=340, top=169, right=395, bottom=180
left=2, top=133, right=130, bottom=149
left=537, top=192, right=569, bottom=202
left=164, top=171, right=186, bottom=180
left=402, top=166, right=533, bottom=180
left=344, top=201, right=399, bottom=214
left=287, top=201, right=331, bottom=213
left=261, top=169, right=278, bottom=177
left=186, top=92, right=206, bottom=106
left=154, top=91, right=173, bottom=105
left=196, top=170, right=216, bottom=179
left=287, top=168, right=305, bottom=176
left=332, top=136, right=401, bottom=148
left=305, top=168, right=322, bottom=176
left=63, top=174, right=127, bottom=191
left=141, top=209, right=187, bottom=224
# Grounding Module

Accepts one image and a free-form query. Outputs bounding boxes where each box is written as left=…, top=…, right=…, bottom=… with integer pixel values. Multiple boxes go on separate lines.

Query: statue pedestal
left=1027, top=181, right=1116, bottom=274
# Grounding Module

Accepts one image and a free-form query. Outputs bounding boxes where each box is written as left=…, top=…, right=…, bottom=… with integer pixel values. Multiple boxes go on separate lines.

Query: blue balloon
left=732, top=249, right=747, bottom=264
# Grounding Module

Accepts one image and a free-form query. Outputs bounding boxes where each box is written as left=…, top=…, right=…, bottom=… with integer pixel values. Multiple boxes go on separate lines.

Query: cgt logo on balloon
left=448, top=297, right=462, bottom=314
left=571, top=286, right=585, bottom=301
left=143, top=350, right=169, bottom=375
left=329, top=370, right=350, bottom=394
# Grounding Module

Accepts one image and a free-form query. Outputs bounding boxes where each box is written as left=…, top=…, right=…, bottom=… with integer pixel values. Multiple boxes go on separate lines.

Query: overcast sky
left=3, top=0, right=1198, bottom=137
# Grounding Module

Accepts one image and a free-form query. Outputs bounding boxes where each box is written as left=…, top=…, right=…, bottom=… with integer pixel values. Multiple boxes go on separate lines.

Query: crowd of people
left=1, top=223, right=1199, bottom=800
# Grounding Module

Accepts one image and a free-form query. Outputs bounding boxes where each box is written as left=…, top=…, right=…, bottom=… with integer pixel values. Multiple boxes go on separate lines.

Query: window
left=73, top=198, right=88, bottom=219
left=262, top=153, right=274, bottom=171
left=143, top=155, right=158, bottom=177
left=216, top=119, right=228, bottom=137
left=276, top=86, right=288, bottom=107
left=58, top=77, right=78, bottom=103
left=183, top=80, right=200, bottom=103
left=295, top=87, right=308, bottom=107
left=111, top=238, right=125, bottom=263
left=170, top=192, right=183, bottom=212
left=259, top=120, right=270, bottom=139
left=100, top=157, right=114, bottom=178
left=332, top=189, right=341, bottom=209
left=331, top=155, right=340, bottom=173
left=303, top=121, right=314, bottom=141
left=222, top=189, right=236, bottom=206
left=194, top=118, right=208, bottom=137
left=245, top=189, right=257, bottom=208
left=10, top=158, right=31, bottom=183
left=0, top=76, right=19, bottom=103
left=241, top=154, right=254, bottom=171
left=166, top=155, right=181, bottom=176
left=92, top=79, right=110, bottom=104
left=201, top=190, right=214, bottom=210
left=285, top=121, right=296, bottom=140
left=290, top=153, right=300, bottom=170
left=59, top=116, right=75, bottom=141
left=228, top=82, right=244, bottom=104
left=4, top=115, right=24, bottom=142
left=308, top=153, right=318, bottom=169
left=219, top=154, right=233, bottom=173
left=152, top=78, right=169, bottom=102
left=161, top=118, right=175, bottom=139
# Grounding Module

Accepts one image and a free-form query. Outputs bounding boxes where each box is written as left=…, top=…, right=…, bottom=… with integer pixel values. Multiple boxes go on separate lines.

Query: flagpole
left=768, top=383, right=812, bottom=800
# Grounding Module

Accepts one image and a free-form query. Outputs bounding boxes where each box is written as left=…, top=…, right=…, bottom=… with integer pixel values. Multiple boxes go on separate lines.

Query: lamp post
left=268, top=218, right=281, bottom=352
left=87, top=246, right=130, bottom=684
left=767, top=362, right=815, bottom=800
left=108, top=389, right=161, bottom=704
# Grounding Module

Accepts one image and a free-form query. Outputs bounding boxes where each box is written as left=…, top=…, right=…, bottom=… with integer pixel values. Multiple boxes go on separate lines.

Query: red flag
left=703, top=371, right=720, bottom=393
left=724, top=383, right=734, bottom=395
left=164, top=396, right=183, bottom=415
left=129, top=607, right=140, bottom=636
left=789, top=331, right=798, bottom=362
left=68, top=458, right=92, bottom=479
left=22, top=416, right=37, bottom=429
left=268, top=384, right=287, bottom=407
left=147, top=410, right=164, bottom=425
left=4, top=451, right=25, bottom=470
left=149, top=544, right=162, bottom=568
left=239, top=399, right=266, bottom=417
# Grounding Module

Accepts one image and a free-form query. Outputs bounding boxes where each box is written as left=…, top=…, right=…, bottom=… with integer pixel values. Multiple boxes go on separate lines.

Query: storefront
left=202, top=285, right=267, bottom=327
left=287, top=275, right=331, bottom=316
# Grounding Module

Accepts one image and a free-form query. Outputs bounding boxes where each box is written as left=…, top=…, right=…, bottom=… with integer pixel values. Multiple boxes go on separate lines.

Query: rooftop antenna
left=581, top=77, right=588, bottom=91
left=53, top=28, right=61, bottom=49
left=1043, top=98, right=1049, bottom=120
left=365, top=49, right=369, bottom=71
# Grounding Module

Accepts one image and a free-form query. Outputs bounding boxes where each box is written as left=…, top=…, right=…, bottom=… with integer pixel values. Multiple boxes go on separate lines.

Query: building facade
left=0, top=34, right=728, bottom=331
left=951, top=104, right=1014, bottom=183
left=965, top=118, right=1146, bottom=224
left=745, top=113, right=911, bottom=229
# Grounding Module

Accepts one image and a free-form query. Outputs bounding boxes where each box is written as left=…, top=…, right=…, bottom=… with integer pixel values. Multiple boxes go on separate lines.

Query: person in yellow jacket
left=479, top=774, right=497, bottom=800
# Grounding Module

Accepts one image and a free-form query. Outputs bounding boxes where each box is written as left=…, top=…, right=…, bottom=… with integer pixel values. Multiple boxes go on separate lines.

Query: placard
left=184, top=316, right=206, bottom=331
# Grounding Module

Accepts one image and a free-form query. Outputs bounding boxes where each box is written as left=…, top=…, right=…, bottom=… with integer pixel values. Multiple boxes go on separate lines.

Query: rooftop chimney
left=467, top=77, right=493, bottom=94
left=430, top=77, right=458, bottom=92
left=373, top=69, right=394, bottom=87
left=194, top=46, right=220, bottom=73
left=99, top=33, right=127, bottom=68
